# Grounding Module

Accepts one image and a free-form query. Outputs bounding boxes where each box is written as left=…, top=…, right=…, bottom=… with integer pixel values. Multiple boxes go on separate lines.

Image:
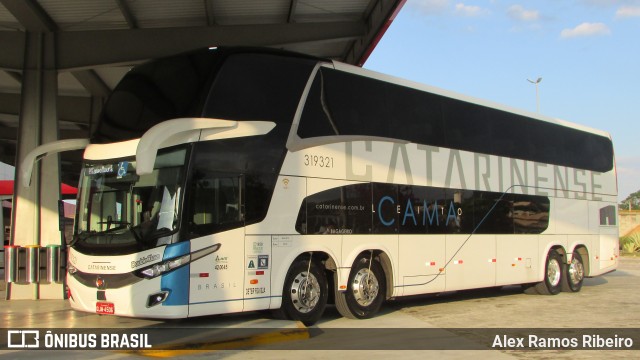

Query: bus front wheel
left=335, top=254, right=386, bottom=319
left=279, top=258, right=328, bottom=326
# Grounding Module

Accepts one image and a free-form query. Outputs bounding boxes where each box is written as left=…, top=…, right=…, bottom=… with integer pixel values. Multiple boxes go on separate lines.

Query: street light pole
left=527, top=77, right=542, bottom=113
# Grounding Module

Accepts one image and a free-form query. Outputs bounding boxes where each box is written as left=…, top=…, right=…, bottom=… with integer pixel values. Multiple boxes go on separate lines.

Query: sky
left=365, top=0, right=640, bottom=202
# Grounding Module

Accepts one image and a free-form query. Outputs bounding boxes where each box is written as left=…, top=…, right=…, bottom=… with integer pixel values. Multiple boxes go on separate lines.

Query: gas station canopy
left=0, top=0, right=405, bottom=181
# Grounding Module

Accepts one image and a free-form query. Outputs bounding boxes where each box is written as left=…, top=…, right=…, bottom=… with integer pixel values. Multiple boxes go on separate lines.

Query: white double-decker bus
left=27, top=47, right=618, bottom=324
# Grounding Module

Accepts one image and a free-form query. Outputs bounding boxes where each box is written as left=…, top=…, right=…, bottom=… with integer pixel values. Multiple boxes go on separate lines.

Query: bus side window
left=188, top=176, right=243, bottom=237
left=192, top=186, right=213, bottom=225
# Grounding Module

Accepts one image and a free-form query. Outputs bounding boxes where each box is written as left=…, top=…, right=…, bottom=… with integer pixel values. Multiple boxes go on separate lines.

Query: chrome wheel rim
left=568, top=258, right=584, bottom=285
left=351, top=268, right=379, bottom=307
left=290, top=271, right=320, bottom=314
left=547, top=258, right=561, bottom=287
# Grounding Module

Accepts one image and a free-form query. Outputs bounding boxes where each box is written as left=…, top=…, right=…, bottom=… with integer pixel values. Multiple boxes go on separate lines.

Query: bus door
left=590, top=201, right=619, bottom=274
left=187, top=175, right=246, bottom=316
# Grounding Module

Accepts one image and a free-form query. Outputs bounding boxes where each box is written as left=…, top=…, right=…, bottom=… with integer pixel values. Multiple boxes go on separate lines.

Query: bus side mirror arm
left=135, top=118, right=276, bottom=175
left=21, top=138, right=90, bottom=187
left=136, top=118, right=238, bottom=175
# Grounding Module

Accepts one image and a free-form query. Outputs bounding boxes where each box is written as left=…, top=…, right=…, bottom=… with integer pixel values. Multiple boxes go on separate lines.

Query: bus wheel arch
left=574, top=245, right=590, bottom=277
left=376, top=251, right=394, bottom=299
left=335, top=250, right=388, bottom=319
left=277, top=252, right=331, bottom=326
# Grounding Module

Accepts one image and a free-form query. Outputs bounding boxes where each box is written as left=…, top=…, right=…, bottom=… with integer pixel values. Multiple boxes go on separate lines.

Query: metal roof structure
left=0, top=0, right=405, bottom=183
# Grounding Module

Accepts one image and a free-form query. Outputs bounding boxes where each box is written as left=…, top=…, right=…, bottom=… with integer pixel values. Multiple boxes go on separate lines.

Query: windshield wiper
left=127, top=224, right=175, bottom=245
left=71, top=221, right=134, bottom=246
left=69, top=231, right=94, bottom=247
left=102, top=224, right=130, bottom=234
left=144, top=227, right=175, bottom=242
left=97, top=219, right=131, bottom=230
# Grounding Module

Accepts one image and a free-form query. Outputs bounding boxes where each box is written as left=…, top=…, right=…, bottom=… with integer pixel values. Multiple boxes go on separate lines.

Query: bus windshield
left=73, top=146, right=188, bottom=254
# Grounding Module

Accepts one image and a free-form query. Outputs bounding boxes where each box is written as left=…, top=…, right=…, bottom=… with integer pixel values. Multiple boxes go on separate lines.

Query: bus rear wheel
left=279, top=258, right=328, bottom=326
left=335, top=254, right=386, bottom=319
left=562, top=251, right=584, bottom=292
left=533, top=249, right=563, bottom=295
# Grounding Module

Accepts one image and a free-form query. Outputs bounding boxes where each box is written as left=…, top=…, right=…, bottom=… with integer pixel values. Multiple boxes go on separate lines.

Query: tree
left=620, top=190, right=640, bottom=210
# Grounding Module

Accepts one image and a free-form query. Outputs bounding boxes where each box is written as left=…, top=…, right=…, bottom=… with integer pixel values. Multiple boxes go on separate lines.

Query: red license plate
left=96, top=302, right=115, bottom=315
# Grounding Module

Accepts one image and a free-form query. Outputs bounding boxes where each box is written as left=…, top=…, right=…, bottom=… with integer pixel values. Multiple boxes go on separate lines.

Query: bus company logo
left=87, top=164, right=114, bottom=175
left=214, top=255, right=228, bottom=270
left=7, top=330, right=152, bottom=349
left=282, top=178, right=289, bottom=189
left=131, top=254, right=161, bottom=269
left=7, top=330, right=40, bottom=348
left=95, top=276, right=106, bottom=289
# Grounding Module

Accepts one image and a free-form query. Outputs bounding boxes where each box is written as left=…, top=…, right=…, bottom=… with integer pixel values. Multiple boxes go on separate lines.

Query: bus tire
left=279, top=259, right=328, bottom=326
left=335, top=255, right=386, bottom=319
left=534, top=249, right=563, bottom=295
left=561, top=251, right=584, bottom=292
left=521, top=283, right=539, bottom=295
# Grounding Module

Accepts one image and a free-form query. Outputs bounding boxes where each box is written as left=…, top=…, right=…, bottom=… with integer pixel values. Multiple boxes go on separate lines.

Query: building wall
left=620, top=210, right=640, bottom=237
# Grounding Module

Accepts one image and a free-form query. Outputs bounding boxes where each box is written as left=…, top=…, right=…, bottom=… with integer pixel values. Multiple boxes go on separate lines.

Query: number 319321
left=304, top=154, right=334, bottom=168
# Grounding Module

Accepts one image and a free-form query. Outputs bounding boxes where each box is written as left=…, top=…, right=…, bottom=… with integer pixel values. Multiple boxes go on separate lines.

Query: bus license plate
left=96, top=302, right=115, bottom=315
